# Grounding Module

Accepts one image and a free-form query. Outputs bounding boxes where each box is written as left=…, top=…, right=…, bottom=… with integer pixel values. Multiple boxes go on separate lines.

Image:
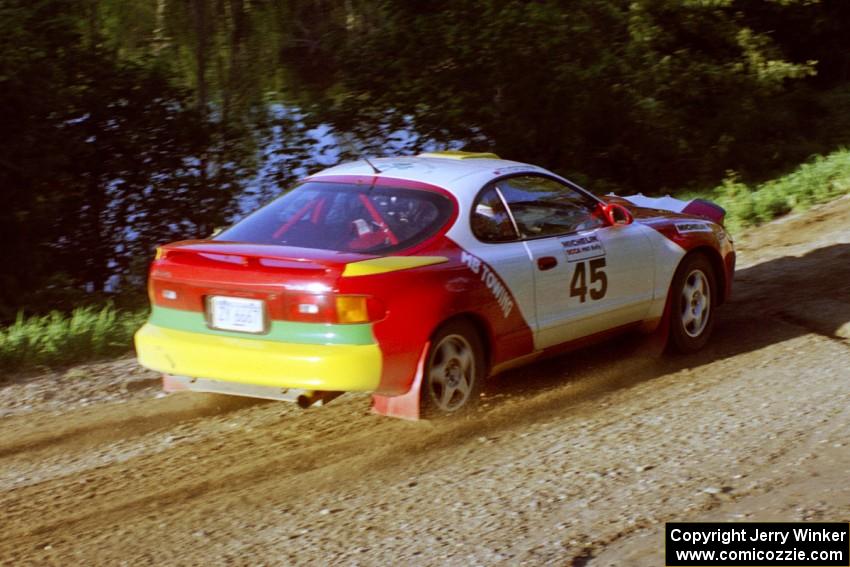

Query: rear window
left=216, top=181, right=455, bottom=254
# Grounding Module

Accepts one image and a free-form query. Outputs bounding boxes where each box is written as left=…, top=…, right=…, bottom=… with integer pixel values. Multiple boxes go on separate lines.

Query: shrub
left=702, top=149, right=850, bottom=232
left=0, top=304, right=148, bottom=375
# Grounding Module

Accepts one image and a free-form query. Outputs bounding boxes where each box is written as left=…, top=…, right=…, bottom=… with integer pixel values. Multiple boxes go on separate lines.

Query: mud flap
left=370, top=342, right=430, bottom=421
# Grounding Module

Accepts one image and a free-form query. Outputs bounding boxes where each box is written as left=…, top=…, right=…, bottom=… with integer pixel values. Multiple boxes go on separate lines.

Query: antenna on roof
left=363, top=156, right=382, bottom=175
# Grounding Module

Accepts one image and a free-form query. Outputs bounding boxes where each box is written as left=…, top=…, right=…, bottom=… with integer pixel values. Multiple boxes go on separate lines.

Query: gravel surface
left=1, top=197, right=848, bottom=566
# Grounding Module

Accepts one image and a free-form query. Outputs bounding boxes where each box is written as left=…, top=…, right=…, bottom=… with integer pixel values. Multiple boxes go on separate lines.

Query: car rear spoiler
left=617, top=194, right=726, bottom=225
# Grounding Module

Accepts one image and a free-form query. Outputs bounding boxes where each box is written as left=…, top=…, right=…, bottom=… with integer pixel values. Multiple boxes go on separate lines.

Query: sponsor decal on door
left=560, top=234, right=606, bottom=263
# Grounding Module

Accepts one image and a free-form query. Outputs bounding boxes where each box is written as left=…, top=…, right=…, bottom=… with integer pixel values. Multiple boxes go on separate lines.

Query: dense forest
left=3, top=0, right=850, bottom=320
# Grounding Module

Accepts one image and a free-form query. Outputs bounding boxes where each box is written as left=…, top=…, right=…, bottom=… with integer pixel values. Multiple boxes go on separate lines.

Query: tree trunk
left=192, top=0, right=209, bottom=116
left=192, top=0, right=210, bottom=238
left=153, top=0, right=170, bottom=54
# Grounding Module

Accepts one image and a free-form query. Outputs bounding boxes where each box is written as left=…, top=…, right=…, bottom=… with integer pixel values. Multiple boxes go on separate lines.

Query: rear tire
left=668, top=253, right=716, bottom=353
left=420, top=320, right=484, bottom=418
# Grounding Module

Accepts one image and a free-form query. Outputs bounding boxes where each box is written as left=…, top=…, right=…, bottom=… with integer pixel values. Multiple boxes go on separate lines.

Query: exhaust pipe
left=296, top=390, right=344, bottom=409
left=162, top=376, right=344, bottom=407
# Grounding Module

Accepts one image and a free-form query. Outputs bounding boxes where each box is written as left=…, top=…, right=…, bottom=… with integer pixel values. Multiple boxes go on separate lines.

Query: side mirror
left=602, top=203, right=633, bottom=226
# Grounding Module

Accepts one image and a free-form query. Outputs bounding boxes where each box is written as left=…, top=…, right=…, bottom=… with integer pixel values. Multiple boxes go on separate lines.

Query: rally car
left=135, top=151, right=735, bottom=419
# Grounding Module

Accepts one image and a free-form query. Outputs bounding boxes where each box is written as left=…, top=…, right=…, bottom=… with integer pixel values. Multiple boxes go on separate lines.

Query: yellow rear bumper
left=135, top=323, right=382, bottom=391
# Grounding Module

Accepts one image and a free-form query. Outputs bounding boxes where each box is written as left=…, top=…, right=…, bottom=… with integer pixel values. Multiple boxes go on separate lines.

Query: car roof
left=308, top=152, right=550, bottom=198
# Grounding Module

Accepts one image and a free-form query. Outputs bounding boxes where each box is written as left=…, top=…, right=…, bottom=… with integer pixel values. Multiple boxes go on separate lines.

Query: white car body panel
left=311, top=154, right=716, bottom=350
left=523, top=223, right=656, bottom=349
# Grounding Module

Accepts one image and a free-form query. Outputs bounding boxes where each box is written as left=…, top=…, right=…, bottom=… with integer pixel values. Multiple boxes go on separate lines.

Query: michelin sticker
left=460, top=251, right=515, bottom=318
left=674, top=221, right=713, bottom=234
left=560, top=234, right=606, bottom=263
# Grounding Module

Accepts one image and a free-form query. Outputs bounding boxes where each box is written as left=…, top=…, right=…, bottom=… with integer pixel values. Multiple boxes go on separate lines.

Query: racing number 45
left=570, top=258, right=608, bottom=302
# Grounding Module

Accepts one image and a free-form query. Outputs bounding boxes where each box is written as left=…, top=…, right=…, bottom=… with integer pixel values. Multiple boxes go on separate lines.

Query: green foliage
left=281, top=0, right=848, bottom=191
left=0, top=305, right=148, bottom=374
left=704, top=149, right=850, bottom=232
left=0, top=0, right=303, bottom=320
left=5, top=0, right=850, bottom=322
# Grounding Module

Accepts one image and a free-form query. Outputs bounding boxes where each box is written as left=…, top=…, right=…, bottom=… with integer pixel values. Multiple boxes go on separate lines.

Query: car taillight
left=283, top=294, right=385, bottom=324
left=284, top=293, right=335, bottom=322
left=149, top=247, right=165, bottom=303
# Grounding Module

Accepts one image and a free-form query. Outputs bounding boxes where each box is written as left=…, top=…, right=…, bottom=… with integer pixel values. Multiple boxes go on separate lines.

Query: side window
left=471, top=187, right=519, bottom=242
left=498, top=176, right=603, bottom=238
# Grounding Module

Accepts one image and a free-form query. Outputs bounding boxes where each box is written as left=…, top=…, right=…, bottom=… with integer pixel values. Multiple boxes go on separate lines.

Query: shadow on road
left=472, top=242, right=850, bottom=425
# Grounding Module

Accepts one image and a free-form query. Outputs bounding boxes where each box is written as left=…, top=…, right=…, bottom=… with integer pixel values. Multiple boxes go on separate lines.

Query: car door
left=466, top=184, right=537, bottom=334
left=494, top=175, right=655, bottom=350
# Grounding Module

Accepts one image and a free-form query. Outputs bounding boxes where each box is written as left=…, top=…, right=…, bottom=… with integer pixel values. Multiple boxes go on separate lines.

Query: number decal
left=569, top=258, right=608, bottom=302
left=589, top=258, right=608, bottom=300
left=569, top=262, right=588, bottom=302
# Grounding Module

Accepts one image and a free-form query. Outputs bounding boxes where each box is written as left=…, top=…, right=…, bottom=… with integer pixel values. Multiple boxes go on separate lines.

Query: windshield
left=216, top=181, right=455, bottom=254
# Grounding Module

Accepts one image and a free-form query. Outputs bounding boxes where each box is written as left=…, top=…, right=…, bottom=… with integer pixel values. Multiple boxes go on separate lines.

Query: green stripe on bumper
left=149, top=305, right=375, bottom=345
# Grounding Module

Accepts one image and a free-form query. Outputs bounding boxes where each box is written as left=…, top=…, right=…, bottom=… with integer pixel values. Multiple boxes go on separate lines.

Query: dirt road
left=2, top=197, right=849, bottom=566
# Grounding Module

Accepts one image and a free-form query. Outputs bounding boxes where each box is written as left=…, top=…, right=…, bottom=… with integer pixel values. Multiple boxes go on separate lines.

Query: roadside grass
left=0, top=305, right=148, bottom=375
left=690, top=148, right=850, bottom=232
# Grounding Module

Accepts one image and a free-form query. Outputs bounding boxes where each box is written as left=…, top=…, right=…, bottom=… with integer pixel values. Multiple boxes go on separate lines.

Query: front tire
left=421, top=320, right=484, bottom=418
left=668, top=253, right=716, bottom=353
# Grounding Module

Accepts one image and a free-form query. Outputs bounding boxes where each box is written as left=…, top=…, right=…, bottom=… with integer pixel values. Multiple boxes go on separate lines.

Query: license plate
left=208, top=296, right=266, bottom=334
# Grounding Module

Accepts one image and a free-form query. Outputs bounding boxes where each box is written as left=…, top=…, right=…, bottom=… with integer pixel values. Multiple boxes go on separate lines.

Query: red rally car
left=135, top=151, right=735, bottom=419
